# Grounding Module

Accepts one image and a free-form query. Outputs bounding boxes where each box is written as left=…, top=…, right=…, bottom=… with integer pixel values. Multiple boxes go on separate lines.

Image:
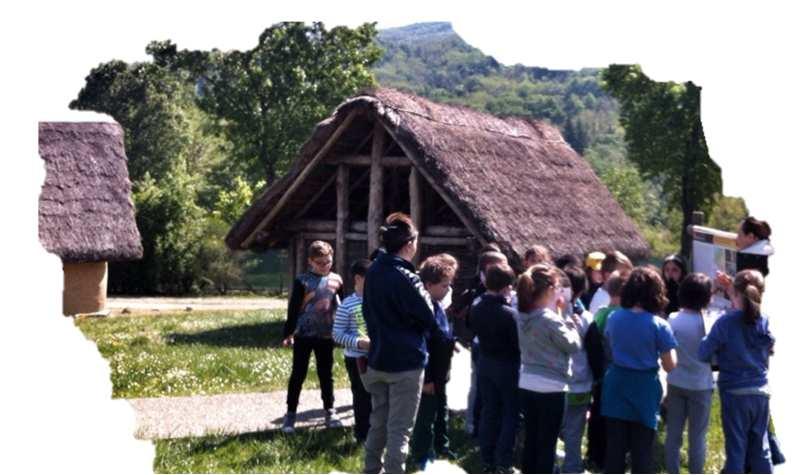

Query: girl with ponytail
left=699, top=269, right=776, bottom=473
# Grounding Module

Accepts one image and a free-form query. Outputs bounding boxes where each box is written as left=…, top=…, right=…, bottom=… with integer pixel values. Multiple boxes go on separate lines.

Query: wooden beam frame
left=327, top=155, right=410, bottom=167
left=336, top=165, right=349, bottom=275
left=293, top=172, right=337, bottom=221
left=295, top=233, right=306, bottom=275
left=241, top=112, right=358, bottom=248
left=377, top=117, right=489, bottom=248
left=368, top=124, right=385, bottom=253
left=410, top=166, right=422, bottom=264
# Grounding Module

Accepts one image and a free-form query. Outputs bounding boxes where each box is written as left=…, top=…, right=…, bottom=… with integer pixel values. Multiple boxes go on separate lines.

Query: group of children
left=278, top=215, right=778, bottom=474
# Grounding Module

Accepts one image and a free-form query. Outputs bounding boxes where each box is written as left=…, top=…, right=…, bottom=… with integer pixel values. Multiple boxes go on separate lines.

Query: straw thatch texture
left=227, top=88, right=649, bottom=262
left=38, top=122, right=143, bottom=263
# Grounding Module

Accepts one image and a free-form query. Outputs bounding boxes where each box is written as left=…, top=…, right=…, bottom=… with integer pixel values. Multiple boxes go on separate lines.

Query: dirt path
left=107, top=296, right=287, bottom=315
left=129, top=349, right=471, bottom=440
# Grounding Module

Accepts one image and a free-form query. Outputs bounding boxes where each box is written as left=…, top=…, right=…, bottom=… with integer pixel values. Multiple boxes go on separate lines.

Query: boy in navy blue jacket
left=469, top=262, right=519, bottom=473
left=410, top=254, right=459, bottom=469
left=361, top=213, right=443, bottom=474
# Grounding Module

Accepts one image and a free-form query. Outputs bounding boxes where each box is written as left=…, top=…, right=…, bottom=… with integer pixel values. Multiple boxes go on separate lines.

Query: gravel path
left=129, top=349, right=471, bottom=440
left=108, top=296, right=286, bottom=315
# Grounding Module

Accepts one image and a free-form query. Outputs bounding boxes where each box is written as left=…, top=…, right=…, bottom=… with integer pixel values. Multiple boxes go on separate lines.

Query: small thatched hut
left=226, top=88, right=649, bottom=294
left=38, top=122, right=143, bottom=316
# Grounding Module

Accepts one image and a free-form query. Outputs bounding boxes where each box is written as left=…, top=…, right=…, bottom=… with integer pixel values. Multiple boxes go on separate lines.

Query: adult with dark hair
left=602, top=266, right=678, bottom=473
left=662, top=254, right=687, bottom=316
left=516, top=264, right=583, bottom=474
left=470, top=262, right=520, bottom=473
left=361, top=212, right=441, bottom=474
left=699, top=270, right=775, bottom=473
left=665, top=273, right=714, bottom=474
left=717, top=216, right=774, bottom=290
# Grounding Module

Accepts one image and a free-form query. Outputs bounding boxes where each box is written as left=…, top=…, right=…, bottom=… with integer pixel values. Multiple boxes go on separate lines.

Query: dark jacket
left=448, top=277, right=486, bottom=346
left=363, top=252, right=440, bottom=372
left=424, top=301, right=456, bottom=390
left=469, top=293, right=520, bottom=365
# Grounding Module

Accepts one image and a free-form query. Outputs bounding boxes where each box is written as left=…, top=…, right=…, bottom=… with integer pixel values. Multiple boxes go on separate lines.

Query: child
left=698, top=269, right=775, bottom=473
left=558, top=265, right=593, bottom=474
left=662, top=254, right=687, bottom=315
left=523, top=244, right=552, bottom=269
left=469, top=262, right=519, bottom=473
left=449, top=249, right=510, bottom=438
left=281, top=240, right=343, bottom=433
left=664, top=273, right=714, bottom=474
left=410, top=254, right=459, bottom=469
left=516, top=264, right=583, bottom=474
left=584, top=270, right=629, bottom=471
left=601, top=266, right=678, bottom=473
left=582, top=251, right=606, bottom=309
left=588, top=251, right=633, bottom=314
left=332, top=259, right=372, bottom=443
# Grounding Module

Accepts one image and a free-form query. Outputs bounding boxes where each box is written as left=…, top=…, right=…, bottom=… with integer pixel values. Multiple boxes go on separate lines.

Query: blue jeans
left=720, top=391, right=773, bottom=474
left=560, top=399, right=589, bottom=473
left=466, top=341, right=481, bottom=434
left=478, top=354, right=519, bottom=468
left=664, top=384, right=712, bottom=473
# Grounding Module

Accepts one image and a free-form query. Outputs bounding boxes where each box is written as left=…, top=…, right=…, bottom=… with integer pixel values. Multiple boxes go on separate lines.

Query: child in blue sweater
left=699, top=269, right=775, bottom=473
left=333, top=259, right=372, bottom=443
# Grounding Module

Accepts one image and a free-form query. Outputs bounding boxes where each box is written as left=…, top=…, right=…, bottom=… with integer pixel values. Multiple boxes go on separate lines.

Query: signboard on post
left=691, top=225, right=738, bottom=278
left=691, top=224, right=738, bottom=317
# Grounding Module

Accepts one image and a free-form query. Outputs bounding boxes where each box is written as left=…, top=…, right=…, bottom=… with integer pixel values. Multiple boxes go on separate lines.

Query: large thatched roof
left=226, top=87, right=649, bottom=262
left=38, top=122, right=143, bottom=263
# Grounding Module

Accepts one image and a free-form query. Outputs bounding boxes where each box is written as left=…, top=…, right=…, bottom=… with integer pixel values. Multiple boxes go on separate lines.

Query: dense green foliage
left=601, top=65, right=722, bottom=257
left=71, top=22, right=380, bottom=294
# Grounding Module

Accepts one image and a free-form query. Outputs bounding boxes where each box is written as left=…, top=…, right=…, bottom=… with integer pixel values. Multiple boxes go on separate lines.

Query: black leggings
left=286, top=336, right=335, bottom=413
left=344, top=356, right=372, bottom=440
left=519, top=389, right=566, bottom=474
left=604, top=417, right=656, bottom=473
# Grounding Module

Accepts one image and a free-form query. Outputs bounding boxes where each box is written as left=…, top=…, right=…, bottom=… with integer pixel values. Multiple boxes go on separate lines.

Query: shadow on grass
left=270, top=404, right=355, bottom=425
left=166, top=321, right=284, bottom=349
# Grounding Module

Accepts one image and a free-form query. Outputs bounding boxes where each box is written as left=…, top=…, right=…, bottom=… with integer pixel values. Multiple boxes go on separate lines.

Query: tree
left=70, top=61, right=192, bottom=182
left=601, top=65, right=722, bottom=258
left=147, top=22, right=383, bottom=185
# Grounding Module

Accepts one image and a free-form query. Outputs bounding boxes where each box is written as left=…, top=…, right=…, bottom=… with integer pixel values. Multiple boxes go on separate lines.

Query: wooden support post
left=368, top=124, right=385, bottom=254
left=287, top=238, right=296, bottom=287
left=336, top=164, right=349, bottom=276
left=410, top=166, right=422, bottom=264
left=296, top=234, right=306, bottom=275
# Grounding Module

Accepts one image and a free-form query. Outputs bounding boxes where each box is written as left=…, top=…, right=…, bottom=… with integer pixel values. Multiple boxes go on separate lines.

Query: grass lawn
left=75, top=308, right=350, bottom=398
left=77, top=307, right=727, bottom=472
left=154, top=406, right=726, bottom=473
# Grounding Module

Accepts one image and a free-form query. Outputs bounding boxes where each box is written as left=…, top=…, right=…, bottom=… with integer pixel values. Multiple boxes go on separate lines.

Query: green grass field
left=77, top=308, right=727, bottom=472
left=75, top=309, right=349, bottom=398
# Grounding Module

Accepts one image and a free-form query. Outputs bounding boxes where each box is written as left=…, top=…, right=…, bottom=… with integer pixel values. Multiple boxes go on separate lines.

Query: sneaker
left=325, top=408, right=342, bottom=428
left=281, top=411, right=296, bottom=434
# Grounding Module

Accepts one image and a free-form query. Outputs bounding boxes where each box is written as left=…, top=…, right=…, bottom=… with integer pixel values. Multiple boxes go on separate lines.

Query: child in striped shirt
left=332, top=259, right=372, bottom=443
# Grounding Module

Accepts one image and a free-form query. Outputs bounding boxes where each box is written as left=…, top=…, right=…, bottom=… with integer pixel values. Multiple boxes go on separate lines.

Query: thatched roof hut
left=227, top=88, right=649, bottom=291
left=38, top=122, right=143, bottom=315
